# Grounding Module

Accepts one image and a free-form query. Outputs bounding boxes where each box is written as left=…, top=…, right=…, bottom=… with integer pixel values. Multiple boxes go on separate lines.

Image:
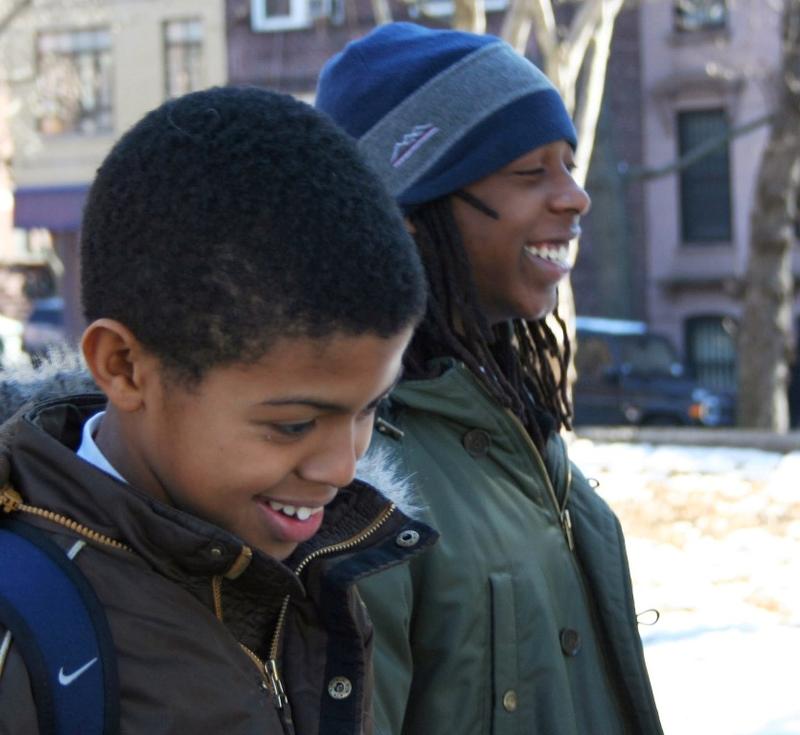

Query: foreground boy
left=0, top=86, right=431, bottom=734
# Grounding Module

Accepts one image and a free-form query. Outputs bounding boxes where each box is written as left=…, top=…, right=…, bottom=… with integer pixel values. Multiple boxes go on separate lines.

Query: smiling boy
left=316, top=22, right=662, bottom=735
left=0, top=86, right=430, bottom=734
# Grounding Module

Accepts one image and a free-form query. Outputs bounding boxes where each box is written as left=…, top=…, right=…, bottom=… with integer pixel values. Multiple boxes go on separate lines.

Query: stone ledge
left=573, top=426, right=800, bottom=454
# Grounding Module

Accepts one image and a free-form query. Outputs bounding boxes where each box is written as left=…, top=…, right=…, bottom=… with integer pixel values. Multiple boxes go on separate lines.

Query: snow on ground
left=570, top=439, right=800, bottom=735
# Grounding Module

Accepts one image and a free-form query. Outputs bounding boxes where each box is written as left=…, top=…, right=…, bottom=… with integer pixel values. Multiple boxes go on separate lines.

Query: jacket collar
left=392, top=359, right=558, bottom=435
left=390, top=359, right=568, bottom=492
left=391, top=359, right=503, bottom=431
left=10, top=393, right=431, bottom=598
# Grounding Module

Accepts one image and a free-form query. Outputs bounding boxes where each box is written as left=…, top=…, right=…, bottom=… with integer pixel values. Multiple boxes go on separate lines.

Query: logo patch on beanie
left=391, top=124, right=439, bottom=168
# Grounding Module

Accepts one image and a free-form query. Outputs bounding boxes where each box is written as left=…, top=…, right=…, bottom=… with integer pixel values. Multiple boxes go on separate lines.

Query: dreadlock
left=404, top=196, right=573, bottom=451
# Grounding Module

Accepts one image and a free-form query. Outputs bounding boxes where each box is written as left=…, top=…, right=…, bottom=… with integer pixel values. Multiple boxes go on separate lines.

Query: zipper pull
left=0, top=486, right=22, bottom=514
left=266, top=658, right=288, bottom=709
left=560, top=508, right=575, bottom=552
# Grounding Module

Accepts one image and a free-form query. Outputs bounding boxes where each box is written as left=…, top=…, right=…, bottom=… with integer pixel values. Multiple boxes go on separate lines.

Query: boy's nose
left=299, top=428, right=359, bottom=489
left=553, top=176, right=591, bottom=217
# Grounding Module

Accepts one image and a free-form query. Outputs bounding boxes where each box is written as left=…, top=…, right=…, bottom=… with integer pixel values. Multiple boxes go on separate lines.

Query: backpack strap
left=0, top=519, right=120, bottom=735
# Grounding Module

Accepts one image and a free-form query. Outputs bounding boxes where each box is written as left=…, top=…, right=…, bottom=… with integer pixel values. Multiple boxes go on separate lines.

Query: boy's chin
left=250, top=537, right=298, bottom=562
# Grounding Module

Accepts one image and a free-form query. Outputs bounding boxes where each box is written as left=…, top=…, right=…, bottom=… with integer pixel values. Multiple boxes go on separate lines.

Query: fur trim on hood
left=0, top=348, right=96, bottom=422
left=0, top=349, right=422, bottom=518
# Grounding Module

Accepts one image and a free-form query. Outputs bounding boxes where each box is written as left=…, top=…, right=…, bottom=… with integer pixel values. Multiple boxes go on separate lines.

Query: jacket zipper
left=459, top=364, right=574, bottom=550
left=504, top=418, right=631, bottom=728
left=1, top=486, right=399, bottom=721
left=213, top=502, right=397, bottom=710
left=503, top=412, right=575, bottom=551
left=1, top=485, right=133, bottom=553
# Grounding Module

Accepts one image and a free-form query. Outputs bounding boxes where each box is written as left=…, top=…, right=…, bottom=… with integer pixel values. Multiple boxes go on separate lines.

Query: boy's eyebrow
left=259, top=368, right=403, bottom=412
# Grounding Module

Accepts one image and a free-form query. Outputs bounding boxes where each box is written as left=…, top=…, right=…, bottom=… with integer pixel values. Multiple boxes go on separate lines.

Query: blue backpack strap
left=0, top=519, right=120, bottom=735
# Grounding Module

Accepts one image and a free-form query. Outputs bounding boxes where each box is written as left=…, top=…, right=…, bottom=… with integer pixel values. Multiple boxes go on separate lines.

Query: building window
left=406, top=0, right=509, bottom=20
left=678, top=109, right=732, bottom=243
left=685, top=315, right=737, bottom=391
left=164, top=19, right=204, bottom=99
left=674, top=0, right=727, bottom=32
left=251, top=0, right=310, bottom=31
left=37, top=28, right=113, bottom=136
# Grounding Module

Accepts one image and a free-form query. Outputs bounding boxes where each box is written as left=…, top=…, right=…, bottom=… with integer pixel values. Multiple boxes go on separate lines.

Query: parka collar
left=10, top=393, right=431, bottom=599
left=391, top=359, right=503, bottom=431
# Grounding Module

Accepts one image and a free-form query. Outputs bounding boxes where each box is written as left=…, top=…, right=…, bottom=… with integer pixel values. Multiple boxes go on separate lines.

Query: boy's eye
left=359, top=397, right=389, bottom=421
left=357, top=405, right=379, bottom=422
left=515, top=167, right=546, bottom=178
left=264, top=420, right=316, bottom=442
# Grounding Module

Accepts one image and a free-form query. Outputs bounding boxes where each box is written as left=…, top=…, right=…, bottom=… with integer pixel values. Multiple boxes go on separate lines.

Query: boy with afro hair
left=0, top=85, right=432, bottom=734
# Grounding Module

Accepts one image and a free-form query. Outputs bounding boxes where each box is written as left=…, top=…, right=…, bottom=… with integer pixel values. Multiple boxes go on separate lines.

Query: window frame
left=673, top=0, right=728, bottom=33
left=163, top=17, right=205, bottom=100
left=35, top=26, right=114, bottom=137
left=677, top=107, right=733, bottom=245
left=250, top=0, right=311, bottom=32
left=684, top=314, right=738, bottom=392
left=405, top=0, right=509, bottom=19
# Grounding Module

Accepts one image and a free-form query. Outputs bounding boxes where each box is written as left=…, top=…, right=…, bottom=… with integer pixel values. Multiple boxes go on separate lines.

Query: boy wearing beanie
left=317, top=23, right=663, bottom=735
left=0, top=86, right=434, bottom=734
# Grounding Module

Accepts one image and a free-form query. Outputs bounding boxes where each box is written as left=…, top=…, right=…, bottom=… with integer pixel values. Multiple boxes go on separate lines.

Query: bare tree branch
left=0, top=0, right=32, bottom=37
left=529, top=0, right=560, bottom=79
left=572, top=0, right=623, bottom=184
left=623, top=112, right=774, bottom=181
left=500, top=0, right=534, bottom=53
left=501, top=0, right=560, bottom=78
left=370, top=0, right=393, bottom=25
left=454, top=0, right=486, bottom=33
left=559, top=0, right=604, bottom=104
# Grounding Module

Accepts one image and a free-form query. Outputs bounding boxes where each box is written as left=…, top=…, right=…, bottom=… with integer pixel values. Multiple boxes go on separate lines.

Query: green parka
left=360, top=360, right=663, bottom=735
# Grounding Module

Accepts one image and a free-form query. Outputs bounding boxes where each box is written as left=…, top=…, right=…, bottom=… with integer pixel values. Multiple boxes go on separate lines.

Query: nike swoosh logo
left=58, top=657, right=98, bottom=686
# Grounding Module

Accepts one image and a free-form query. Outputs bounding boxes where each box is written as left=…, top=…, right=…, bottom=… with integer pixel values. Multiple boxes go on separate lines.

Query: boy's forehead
left=266, top=331, right=399, bottom=359
left=213, top=328, right=412, bottom=394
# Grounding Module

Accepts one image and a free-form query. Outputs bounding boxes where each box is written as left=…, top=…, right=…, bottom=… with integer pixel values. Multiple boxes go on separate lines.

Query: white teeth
left=267, top=500, right=323, bottom=521
left=525, top=244, right=570, bottom=265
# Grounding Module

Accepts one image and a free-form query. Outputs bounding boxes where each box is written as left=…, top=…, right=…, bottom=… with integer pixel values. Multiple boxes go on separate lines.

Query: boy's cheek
left=356, top=426, right=373, bottom=458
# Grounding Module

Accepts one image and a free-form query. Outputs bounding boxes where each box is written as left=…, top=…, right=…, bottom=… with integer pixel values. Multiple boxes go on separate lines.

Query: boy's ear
left=403, top=216, right=417, bottom=236
left=81, top=319, right=153, bottom=413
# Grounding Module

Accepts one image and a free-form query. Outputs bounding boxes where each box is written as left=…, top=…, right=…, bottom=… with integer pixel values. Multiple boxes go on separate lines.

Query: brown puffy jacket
left=0, top=394, right=434, bottom=735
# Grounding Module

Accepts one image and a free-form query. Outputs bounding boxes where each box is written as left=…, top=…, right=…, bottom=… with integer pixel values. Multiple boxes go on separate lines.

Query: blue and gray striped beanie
left=316, top=22, right=577, bottom=210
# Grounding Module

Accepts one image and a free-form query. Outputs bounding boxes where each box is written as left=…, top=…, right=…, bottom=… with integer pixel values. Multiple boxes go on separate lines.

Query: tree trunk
left=453, top=0, right=486, bottom=33
left=370, top=0, right=392, bottom=25
left=738, top=0, right=800, bottom=431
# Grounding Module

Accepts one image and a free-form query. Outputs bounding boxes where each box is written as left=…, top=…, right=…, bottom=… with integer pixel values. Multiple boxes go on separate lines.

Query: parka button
left=395, top=529, right=420, bottom=548
left=502, top=689, right=518, bottom=712
left=327, top=676, right=352, bottom=700
left=560, top=628, right=582, bottom=657
left=462, top=429, right=491, bottom=458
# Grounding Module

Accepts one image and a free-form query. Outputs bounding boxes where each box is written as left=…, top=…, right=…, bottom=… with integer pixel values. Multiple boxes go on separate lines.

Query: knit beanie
left=316, top=22, right=577, bottom=210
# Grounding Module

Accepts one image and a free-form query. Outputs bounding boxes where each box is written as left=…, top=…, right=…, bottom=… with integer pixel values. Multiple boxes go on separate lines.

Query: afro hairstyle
left=80, top=85, right=425, bottom=382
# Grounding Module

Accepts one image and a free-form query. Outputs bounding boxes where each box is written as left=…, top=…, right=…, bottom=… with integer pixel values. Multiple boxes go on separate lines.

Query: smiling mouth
left=267, top=500, right=325, bottom=522
left=524, top=243, right=571, bottom=269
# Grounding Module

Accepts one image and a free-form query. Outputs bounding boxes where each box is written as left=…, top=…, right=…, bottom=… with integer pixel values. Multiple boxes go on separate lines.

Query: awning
left=14, top=184, right=89, bottom=230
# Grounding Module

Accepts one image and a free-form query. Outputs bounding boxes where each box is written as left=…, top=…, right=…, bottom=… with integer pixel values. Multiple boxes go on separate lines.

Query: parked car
left=573, top=316, right=735, bottom=427
left=22, top=297, right=67, bottom=361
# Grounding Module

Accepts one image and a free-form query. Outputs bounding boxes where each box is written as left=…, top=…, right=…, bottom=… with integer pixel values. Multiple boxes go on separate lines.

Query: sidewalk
left=576, top=426, right=800, bottom=454
left=642, top=623, right=800, bottom=735
left=569, top=438, right=800, bottom=735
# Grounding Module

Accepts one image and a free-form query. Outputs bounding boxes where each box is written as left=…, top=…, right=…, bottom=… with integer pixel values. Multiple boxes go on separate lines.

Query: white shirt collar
left=76, top=410, right=128, bottom=484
